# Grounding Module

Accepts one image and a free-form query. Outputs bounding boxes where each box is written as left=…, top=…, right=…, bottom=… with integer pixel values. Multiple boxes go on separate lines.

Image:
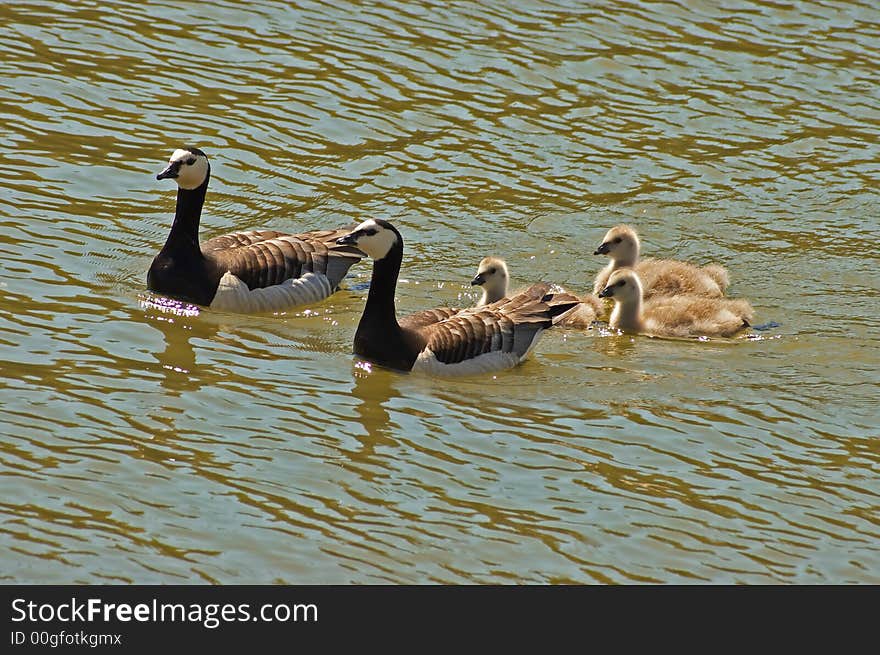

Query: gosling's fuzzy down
left=598, top=269, right=753, bottom=339
left=147, top=147, right=364, bottom=312
left=593, top=225, right=729, bottom=299
left=470, top=256, right=602, bottom=329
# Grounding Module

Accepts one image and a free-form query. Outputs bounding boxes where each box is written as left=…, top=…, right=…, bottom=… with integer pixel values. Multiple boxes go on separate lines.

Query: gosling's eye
left=488, top=268, right=496, bottom=275
left=618, top=280, right=626, bottom=286
left=186, top=157, right=196, bottom=165
left=613, top=237, right=622, bottom=244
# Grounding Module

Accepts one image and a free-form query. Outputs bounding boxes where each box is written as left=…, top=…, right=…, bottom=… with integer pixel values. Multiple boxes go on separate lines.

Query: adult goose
left=598, top=269, right=754, bottom=338
left=336, top=220, right=580, bottom=375
left=471, top=256, right=603, bottom=329
left=147, top=147, right=364, bottom=312
left=593, top=225, right=729, bottom=300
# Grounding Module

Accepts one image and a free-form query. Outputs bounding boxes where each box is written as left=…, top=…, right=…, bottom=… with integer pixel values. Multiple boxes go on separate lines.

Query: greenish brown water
left=0, top=0, right=878, bottom=583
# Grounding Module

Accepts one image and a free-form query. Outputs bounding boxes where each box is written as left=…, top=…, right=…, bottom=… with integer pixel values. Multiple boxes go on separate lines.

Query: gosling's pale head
left=598, top=268, right=643, bottom=303
left=594, top=225, right=640, bottom=266
left=471, top=256, right=509, bottom=303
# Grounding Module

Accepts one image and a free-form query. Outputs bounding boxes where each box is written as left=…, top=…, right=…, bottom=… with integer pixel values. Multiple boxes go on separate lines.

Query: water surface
left=0, top=0, right=878, bottom=583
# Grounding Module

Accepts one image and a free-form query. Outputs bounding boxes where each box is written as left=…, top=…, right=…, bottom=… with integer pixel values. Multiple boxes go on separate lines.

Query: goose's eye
left=363, top=228, right=378, bottom=236
left=613, top=237, right=622, bottom=244
left=488, top=268, right=496, bottom=275
left=186, top=157, right=196, bottom=165
left=618, top=280, right=626, bottom=287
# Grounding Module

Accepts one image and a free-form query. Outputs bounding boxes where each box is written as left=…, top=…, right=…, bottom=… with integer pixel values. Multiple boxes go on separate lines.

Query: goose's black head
left=157, top=147, right=210, bottom=190
left=336, top=219, right=401, bottom=260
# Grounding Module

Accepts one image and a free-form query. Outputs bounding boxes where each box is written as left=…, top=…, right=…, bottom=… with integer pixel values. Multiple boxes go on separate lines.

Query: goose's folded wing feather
left=423, top=298, right=563, bottom=365
left=422, top=312, right=510, bottom=364
left=487, top=282, right=552, bottom=311
left=400, top=307, right=461, bottom=330
left=208, top=227, right=364, bottom=290
left=202, top=230, right=289, bottom=251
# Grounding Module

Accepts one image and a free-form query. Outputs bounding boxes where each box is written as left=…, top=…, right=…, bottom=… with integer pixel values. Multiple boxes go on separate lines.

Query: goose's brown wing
left=400, top=307, right=461, bottom=330
left=398, top=282, right=553, bottom=333
left=486, top=282, right=553, bottom=312
left=423, top=291, right=579, bottom=364
left=202, top=230, right=290, bottom=251
left=206, top=227, right=364, bottom=290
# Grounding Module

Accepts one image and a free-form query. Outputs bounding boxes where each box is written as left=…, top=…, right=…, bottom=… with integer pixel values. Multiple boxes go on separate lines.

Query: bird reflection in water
left=139, top=292, right=210, bottom=394
left=347, top=358, right=405, bottom=463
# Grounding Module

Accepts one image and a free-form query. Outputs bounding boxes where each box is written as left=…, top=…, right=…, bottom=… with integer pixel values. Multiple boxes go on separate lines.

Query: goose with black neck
left=337, top=219, right=580, bottom=375
left=147, top=147, right=364, bottom=313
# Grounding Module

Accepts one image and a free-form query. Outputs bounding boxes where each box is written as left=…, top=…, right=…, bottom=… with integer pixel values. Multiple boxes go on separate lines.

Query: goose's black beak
left=336, top=232, right=358, bottom=246
left=598, top=285, right=614, bottom=299
left=156, top=162, right=181, bottom=181
left=594, top=242, right=611, bottom=255
left=470, top=273, right=485, bottom=286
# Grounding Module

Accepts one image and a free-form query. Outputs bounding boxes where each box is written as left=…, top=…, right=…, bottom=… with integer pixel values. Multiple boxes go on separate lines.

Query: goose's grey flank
left=337, top=219, right=579, bottom=375
left=148, top=147, right=364, bottom=312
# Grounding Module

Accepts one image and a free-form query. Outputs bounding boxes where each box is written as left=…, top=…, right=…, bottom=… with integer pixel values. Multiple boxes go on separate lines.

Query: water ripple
left=1, top=0, right=878, bottom=583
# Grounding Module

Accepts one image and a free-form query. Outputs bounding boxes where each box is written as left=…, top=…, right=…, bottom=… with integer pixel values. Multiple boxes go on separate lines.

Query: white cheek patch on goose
left=169, top=150, right=208, bottom=190
left=354, top=223, right=398, bottom=260
left=210, top=271, right=334, bottom=313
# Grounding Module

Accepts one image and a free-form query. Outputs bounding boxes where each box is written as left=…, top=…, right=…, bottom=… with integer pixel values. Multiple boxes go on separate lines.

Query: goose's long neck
left=612, top=293, right=643, bottom=332
left=162, top=179, right=209, bottom=256
left=363, top=242, right=403, bottom=329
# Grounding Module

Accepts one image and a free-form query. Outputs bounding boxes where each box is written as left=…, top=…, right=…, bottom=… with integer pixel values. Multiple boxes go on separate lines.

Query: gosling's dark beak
left=471, top=273, right=485, bottom=286
left=598, top=285, right=614, bottom=299
left=336, top=231, right=358, bottom=246
left=156, top=161, right=180, bottom=181
left=594, top=242, right=611, bottom=255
